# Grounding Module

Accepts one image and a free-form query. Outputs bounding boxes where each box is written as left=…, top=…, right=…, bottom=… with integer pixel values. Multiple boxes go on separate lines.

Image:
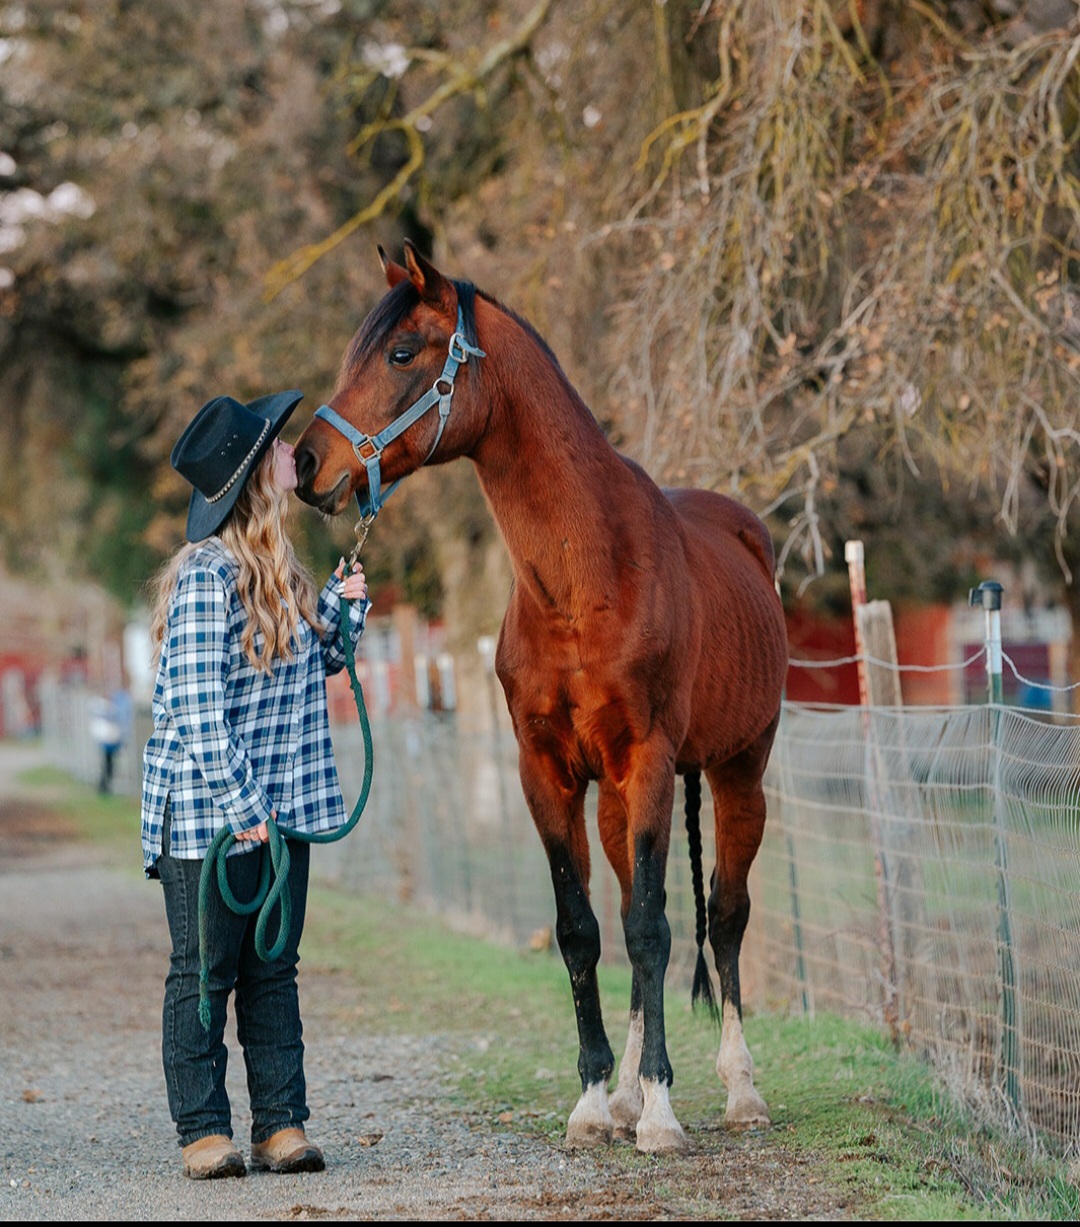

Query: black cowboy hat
left=171, top=389, right=304, bottom=542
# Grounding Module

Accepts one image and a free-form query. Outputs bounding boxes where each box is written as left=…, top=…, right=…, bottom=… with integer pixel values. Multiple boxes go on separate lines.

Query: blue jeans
left=158, top=814, right=312, bottom=1148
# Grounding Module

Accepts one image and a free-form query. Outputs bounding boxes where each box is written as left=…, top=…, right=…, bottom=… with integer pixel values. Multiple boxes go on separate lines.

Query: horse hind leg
left=705, top=723, right=777, bottom=1131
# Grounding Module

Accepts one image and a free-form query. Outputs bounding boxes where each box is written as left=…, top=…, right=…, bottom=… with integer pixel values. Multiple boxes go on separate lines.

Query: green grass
left=15, top=757, right=1080, bottom=1220
left=17, top=763, right=146, bottom=853
left=303, top=887, right=1080, bottom=1220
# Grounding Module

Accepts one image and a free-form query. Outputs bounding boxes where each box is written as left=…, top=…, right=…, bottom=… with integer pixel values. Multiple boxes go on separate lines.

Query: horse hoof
left=608, top=1090, right=642, bottom=1141
left=635, top=1078, right=690, bottom=1153
left=635, top=1120, right=691, bottom=1154
left=565, top=1084, right=614, bottom=1148
left=724, top=1089, right=771, bottom=1132
left=564, top=1118, right=614, bottom=1148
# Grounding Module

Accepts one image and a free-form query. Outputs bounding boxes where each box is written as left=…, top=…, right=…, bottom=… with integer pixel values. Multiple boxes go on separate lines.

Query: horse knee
left=548, top=844, right=601, bottom=978
left=623, top=900, right=671, bottom=971
left=708, top=886, right=750, bottom=1009
left=556, top=906, right=601, bottom=980
left=624, top=833, right=671, bottom=972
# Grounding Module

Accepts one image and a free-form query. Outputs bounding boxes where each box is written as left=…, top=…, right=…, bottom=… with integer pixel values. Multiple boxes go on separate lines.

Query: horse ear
left=403, top=239, right=453, bottom=308
left=378, top=245, right=409, bottom=289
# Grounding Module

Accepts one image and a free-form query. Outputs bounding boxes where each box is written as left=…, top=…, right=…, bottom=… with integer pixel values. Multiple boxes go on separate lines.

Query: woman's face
left=269, top=437, right=298, bottom=494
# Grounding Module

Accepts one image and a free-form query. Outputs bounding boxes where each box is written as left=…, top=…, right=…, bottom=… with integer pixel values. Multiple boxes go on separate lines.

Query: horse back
left=663, top=487, right=776, bottom=583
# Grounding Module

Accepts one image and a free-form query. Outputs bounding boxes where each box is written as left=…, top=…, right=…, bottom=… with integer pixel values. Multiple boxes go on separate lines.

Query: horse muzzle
left=294, top=448, right=355, bottom=516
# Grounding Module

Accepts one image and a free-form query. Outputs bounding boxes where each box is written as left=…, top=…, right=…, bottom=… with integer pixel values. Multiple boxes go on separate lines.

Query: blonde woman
left=141, top=390, right=368, bottom=1180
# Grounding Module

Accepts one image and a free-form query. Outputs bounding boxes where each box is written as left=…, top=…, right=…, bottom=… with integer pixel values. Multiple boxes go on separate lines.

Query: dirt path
left=0, top=744, right=852, bottom=1221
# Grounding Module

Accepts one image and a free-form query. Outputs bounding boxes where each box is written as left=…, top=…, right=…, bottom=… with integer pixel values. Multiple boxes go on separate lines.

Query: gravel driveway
left=0, top=744, right=852, bottom=1221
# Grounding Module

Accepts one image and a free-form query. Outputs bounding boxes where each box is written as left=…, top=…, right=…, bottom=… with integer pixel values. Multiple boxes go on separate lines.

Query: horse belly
left=670, top=495, right=788, bottom=768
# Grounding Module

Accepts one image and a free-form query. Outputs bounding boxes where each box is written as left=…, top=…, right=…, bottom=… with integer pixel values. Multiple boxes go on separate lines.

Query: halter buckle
left=448, top=332, right=469, bottom=364
left=354, top=437, right=379, bottom=462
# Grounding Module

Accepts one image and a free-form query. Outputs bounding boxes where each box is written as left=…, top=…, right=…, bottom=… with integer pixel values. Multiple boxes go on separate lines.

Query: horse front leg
left=619, top=747, right=688, bottom=1153
left=595, top=779, right=643, bottom=1140
left=519, top=749, right=615, bottom=1147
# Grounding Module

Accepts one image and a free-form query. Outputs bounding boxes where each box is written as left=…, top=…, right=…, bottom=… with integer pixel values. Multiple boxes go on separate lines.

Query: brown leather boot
left=250, top=1127, right=325, bottom=1173
left=182, top=1134, right=246, bottom=1180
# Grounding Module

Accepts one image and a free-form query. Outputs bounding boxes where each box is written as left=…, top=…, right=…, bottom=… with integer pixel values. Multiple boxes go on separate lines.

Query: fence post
left=970, top=581, right=1004, bottom=705
left=846, top=541, right=900, bottom=1043
left=969, top=579, right=1022, bottom=1124
left=845, top=541, right=870, bottom=708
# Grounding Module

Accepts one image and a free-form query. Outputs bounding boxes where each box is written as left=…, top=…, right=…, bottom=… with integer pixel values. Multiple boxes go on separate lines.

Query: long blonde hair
left=151, top=447, right=322, bottom=672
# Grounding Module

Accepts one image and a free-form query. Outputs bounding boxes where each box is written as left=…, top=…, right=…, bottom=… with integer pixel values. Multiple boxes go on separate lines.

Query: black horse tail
left=684, top=769, right=720, bottom=1025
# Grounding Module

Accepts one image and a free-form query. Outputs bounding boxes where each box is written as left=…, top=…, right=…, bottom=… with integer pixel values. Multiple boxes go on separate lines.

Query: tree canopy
left=3, top=0, right=1080, bottom=666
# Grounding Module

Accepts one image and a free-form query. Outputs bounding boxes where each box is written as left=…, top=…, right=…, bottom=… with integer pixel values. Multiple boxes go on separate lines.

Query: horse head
left=294, top=241, right=485, bottom=517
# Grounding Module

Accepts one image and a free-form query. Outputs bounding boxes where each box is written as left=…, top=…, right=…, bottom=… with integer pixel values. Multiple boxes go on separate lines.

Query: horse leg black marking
left=516, top=742, right=615, bottom=1145
left=705, top=718, right=778, bottom=1130
left=546, top=840, right=616, bottom=1145
left=595, top=778, right=643, bottom=1138
left=623, top=828, right=687, bottom=1151
left=625, top=831, right=672, bottom=1084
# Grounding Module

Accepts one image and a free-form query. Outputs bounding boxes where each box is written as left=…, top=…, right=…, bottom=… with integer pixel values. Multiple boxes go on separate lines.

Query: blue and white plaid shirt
left=141, top=537, right=368, bottom=875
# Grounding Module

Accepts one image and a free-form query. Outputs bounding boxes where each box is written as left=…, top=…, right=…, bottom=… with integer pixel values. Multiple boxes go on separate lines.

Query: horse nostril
left=295, top=445, right=317, bottom=490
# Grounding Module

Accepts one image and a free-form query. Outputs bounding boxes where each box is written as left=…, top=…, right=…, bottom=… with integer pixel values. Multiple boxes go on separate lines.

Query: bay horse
left=294, top=242, right=788, bottom=1153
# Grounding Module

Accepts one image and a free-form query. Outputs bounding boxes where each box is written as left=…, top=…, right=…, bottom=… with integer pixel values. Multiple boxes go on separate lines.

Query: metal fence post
left=969, top=579, right=1022, bottom=1124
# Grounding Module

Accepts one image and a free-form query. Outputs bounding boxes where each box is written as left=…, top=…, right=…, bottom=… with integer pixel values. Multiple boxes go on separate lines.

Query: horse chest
left=498, top=628, right=654, bottom=783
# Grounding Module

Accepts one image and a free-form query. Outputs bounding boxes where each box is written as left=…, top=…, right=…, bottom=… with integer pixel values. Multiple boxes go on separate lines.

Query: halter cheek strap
left=314, top=305, right=485, bottom=521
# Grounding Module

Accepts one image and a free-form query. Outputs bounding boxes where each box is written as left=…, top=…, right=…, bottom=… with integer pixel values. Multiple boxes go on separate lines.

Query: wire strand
left=787, top=647, right=1080, bottom=696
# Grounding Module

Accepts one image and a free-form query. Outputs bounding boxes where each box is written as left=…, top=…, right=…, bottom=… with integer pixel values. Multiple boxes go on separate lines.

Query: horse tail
left=684, top=769, right=720, bottom=1025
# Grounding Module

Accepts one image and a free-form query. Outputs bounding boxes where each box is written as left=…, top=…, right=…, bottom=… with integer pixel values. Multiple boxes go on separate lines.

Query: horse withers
left=294, top=243, right=788, bottom=1152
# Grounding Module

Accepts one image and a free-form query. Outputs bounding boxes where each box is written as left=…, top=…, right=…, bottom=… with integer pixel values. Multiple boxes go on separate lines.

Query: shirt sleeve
left=161, top=565, right=274, bottom=835
left=317, top=572, right=369, bottom=676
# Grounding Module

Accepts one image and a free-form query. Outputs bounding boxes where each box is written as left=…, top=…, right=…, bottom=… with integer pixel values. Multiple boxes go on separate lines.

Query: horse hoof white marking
left=717, top=1001, right=770, bottom=1130
left=635, top=1078, right=690, bottom=1153
left=724, top=1086, right=771, bottom=1131
left=609, top=1088, right=643, bottom=1141
left=610, top=1011, right=645, bottom=1139
left=565, top=1081, right=614, bottom=1148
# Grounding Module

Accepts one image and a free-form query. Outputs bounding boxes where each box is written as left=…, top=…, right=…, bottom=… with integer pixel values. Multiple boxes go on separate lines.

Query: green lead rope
left=197, top=596, right=373, bottom=1031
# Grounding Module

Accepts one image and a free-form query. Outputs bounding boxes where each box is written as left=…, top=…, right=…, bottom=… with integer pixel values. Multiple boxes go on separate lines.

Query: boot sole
left=251, top=1151, right=325, bottom=1174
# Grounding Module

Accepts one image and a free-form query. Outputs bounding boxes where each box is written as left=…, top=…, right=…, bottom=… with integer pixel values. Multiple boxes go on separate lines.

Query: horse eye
left=389, top=347, right=415, bottom=367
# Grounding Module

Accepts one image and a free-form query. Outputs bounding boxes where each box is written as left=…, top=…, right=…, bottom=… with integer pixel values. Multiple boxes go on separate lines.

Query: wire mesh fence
left=300, top=699, right=1080, bottom=1158
left=39, top=680, right=1080, bottom=1156
left=757, top=702, right=1080, bottom=1156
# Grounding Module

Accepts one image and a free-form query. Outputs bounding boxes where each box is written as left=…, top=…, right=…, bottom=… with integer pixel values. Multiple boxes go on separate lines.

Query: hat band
left=205, top=419, right=271, bottom=503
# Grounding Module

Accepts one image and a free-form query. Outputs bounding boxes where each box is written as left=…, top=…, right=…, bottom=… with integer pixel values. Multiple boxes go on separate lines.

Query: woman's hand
left=335, top=557, right=368, bottom=604
left=235, top=814, right=272, bottom=843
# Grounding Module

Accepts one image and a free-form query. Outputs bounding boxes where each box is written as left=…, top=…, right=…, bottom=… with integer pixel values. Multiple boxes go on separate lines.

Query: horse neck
left=468, top=303, right=641, bottom=609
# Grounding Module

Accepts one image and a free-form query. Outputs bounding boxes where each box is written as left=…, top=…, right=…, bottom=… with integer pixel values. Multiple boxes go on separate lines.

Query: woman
left=141, top=390, right=368, bottom=1180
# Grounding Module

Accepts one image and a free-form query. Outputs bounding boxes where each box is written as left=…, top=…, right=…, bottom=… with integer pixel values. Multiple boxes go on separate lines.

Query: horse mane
left=473, top=287, right=560, bottom=367
left=343, top=274, right=561, bottom=381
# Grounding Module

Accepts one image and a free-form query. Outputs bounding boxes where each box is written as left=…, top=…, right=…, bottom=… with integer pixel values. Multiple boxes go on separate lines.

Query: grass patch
left=303, top=886, right=1078, bottom=1220
left=17, top=762, right=142, bottom=852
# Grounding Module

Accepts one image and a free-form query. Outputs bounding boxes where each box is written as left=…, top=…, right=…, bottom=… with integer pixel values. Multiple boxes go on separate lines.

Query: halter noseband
left=314, top=305, right=485, bottom=521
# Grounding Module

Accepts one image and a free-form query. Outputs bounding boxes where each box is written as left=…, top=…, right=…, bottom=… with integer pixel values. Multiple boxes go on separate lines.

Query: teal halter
left=313, top=305, right=485, bottom=520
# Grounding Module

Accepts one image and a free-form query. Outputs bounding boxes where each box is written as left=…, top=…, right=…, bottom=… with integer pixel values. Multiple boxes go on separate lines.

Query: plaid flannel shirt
left=141, top=537, right=367, bottom=875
